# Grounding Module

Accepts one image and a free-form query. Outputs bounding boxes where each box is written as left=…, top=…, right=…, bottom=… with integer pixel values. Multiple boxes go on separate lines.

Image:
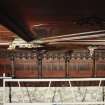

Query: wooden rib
left=48, top=40, right=105, bottom=46
left=41, top=30, right=105, bottom=40
left=61, top=40, right=105, bottom=42
left=40, top=33, right=105, bottom=43
left=0, top=42, right=10, bottom=45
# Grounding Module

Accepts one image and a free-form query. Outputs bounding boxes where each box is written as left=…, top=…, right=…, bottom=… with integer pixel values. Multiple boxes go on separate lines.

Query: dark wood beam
left=0, top=8, right=35, bottom=42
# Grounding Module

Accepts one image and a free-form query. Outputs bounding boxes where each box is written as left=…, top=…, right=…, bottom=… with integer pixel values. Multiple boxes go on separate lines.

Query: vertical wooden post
left=92, top=50, right=96, bottom=77
left=65, top=54, right=68, bottom=78
left=64, top=51, right=72, bottom=78
left=64, top=52, right=70, bottom=78
left=88, top=46, right=96, bottom=77
left=10, top=52, right=15, bottom=78
left=36, top=50, right=44, bottom=78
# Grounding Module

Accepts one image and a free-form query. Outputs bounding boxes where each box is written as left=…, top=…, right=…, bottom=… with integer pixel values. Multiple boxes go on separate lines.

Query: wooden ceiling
left=0, top=25, right=16, bottom=48
left=0, top=0, right=105, bottom=50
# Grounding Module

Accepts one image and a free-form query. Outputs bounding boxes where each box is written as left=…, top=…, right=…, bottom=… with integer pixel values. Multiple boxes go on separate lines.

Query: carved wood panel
left=68, top=58, right=93, bottom=77
left=0, top=49, right=105, bottom=78
left=95, top=50, right=105, bottom=77
left=42, top=52, right=65, bottom=78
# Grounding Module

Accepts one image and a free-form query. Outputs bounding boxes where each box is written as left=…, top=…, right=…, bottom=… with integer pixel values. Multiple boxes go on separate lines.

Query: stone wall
left=0, top=87, right=104, bottom=104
